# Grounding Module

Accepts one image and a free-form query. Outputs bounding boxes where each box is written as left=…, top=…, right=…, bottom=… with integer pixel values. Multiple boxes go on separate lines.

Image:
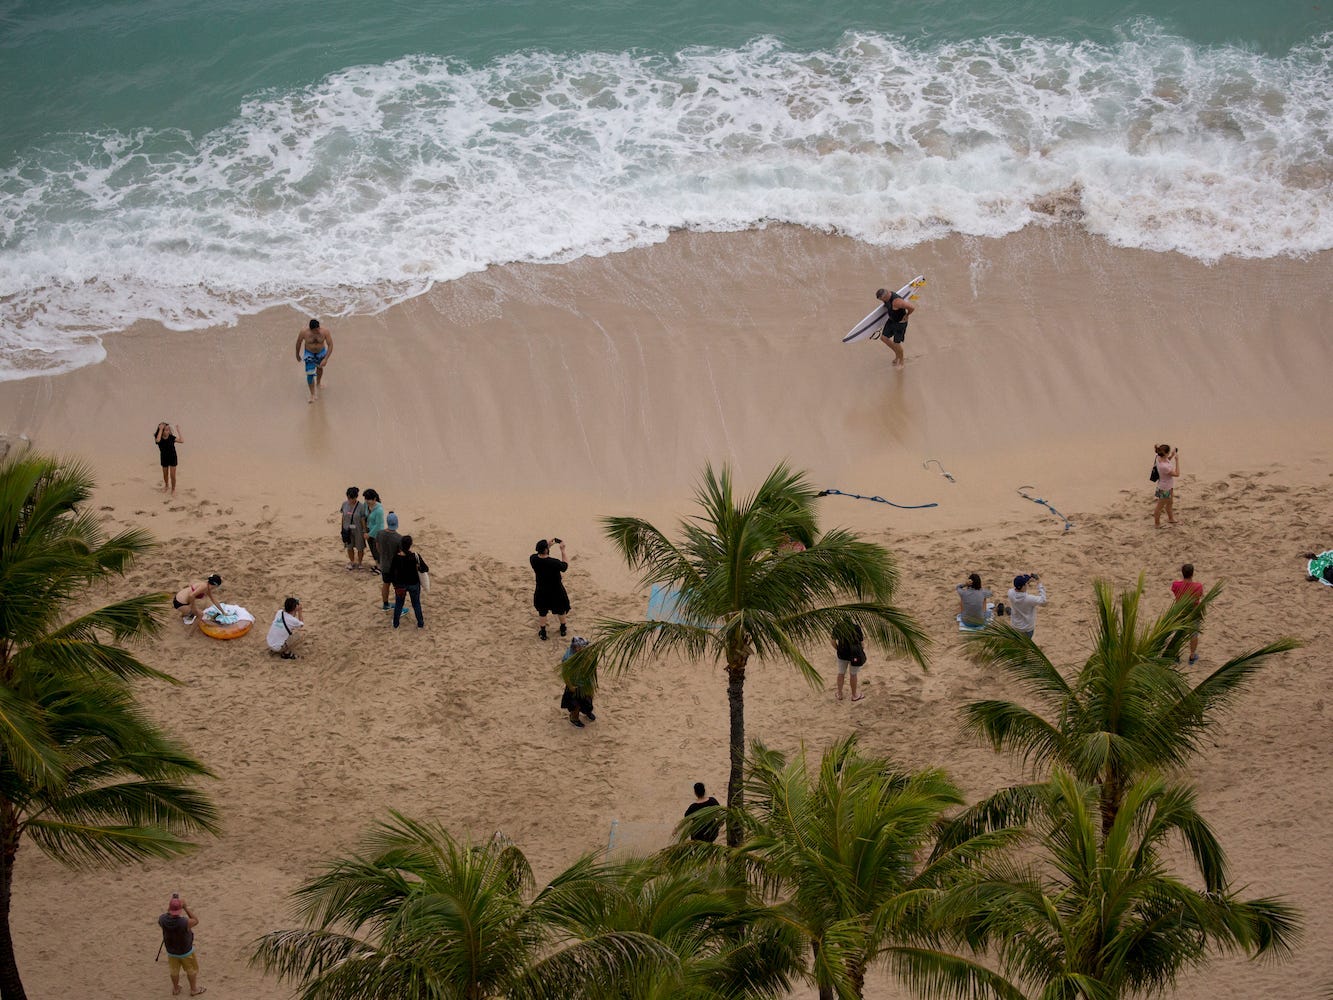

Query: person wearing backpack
left=831, top=623, right=867, bottom=702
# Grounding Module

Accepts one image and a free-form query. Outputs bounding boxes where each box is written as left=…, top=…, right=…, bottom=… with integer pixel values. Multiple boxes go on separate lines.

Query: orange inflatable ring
left=199, top=617, right=253, bottom=640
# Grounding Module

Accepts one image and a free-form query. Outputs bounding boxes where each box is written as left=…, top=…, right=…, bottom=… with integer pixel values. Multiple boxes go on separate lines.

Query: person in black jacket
left=531, top=538, right=571, bottom=641
left=389, top=535, right=428, bottom=629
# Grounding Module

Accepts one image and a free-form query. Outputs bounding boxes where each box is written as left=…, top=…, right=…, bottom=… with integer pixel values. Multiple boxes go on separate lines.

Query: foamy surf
left=1, top=23, right=1330, bottom=379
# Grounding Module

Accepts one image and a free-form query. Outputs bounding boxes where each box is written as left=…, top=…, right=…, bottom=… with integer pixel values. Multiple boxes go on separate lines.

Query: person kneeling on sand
left=266, top=597, right=305, bottom=659
left=173, top=575, right=223, bottom=628
left=560, top=636, right=596, bottom=728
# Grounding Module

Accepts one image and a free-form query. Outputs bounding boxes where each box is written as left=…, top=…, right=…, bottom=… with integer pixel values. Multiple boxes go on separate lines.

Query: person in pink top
left=1170, top=563, right=1205, bottom=664
left=1152, top=444, right=1179, bottom=527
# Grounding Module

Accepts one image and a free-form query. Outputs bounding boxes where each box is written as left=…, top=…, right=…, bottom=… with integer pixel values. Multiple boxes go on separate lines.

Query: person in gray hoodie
left=376, top=512, right=403, bottom=611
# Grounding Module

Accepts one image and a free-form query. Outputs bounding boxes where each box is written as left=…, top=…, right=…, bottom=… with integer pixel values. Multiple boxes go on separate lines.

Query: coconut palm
left=583, top=463, right=929, bottom=846
left=0, top=453, right=219, bottom=1000
left=737, top=735, right=1023, bottom=1000
left=544, top=849, right=804, bottom=1000
left=947, top=769, right=1299, bottom=1000
left=954, top=578, right=1298, bottom=855
left=252, top=812, right=736, bottom=1000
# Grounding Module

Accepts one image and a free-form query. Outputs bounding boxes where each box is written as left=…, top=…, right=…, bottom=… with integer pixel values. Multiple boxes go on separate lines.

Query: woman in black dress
left=530, top=538, right=570, bottom=641
left=154, top=422, right=183, bottom=494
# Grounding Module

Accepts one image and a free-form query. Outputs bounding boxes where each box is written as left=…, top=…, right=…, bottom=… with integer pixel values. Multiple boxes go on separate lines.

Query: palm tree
left=543, top=849, right=804, bottom=999
left=956, top=578, right=1298, bottom=850
left=947, top=770, right=1299, bottom=1000
left=253, top=812, right=710, bottom=1000
left=584, top=463, right=929, bottom=846
left=738, top=735, right=1023, bottom=1000
left=0, top=453, right=219, bottom=1000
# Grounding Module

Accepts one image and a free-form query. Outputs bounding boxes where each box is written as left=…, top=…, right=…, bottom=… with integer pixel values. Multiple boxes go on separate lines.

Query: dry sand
left=1, top=227, right=1331, bottom=998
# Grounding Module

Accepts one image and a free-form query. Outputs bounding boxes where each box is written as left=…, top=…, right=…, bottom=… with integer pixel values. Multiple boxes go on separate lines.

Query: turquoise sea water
left=1, top=0, right=1330, bottom=376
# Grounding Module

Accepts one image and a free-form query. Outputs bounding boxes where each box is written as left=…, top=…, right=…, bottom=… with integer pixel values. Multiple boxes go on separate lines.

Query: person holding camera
left=531, top=538, right=571, bottom=641
left=1006, top=574, right=1047, bottom=639
left=158, top=893, right=204, bottom=995
left=1153, top=444, right=1179, bottom=527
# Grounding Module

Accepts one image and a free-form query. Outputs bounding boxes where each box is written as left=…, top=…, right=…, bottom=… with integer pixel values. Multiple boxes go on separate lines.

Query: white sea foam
left=1, top=24, right=1330, bottom=378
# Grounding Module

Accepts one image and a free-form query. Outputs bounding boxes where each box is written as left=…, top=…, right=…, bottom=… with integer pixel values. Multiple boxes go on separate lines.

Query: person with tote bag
left=389, top=535, right=429, bottom=629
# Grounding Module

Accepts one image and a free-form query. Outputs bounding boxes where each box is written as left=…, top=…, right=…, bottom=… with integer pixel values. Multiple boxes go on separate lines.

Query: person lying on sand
left=173, top=575, right=223, bottom=627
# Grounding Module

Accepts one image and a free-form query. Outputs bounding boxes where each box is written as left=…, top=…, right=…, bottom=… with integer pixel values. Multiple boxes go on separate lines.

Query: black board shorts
left=880, top=320, right=908, bottom=344
left=534, top=591, right=571, bottom=616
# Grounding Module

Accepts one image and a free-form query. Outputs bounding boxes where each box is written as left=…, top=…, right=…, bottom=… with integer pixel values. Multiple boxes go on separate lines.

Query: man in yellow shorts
left=158, top=894, right=205, bottom=995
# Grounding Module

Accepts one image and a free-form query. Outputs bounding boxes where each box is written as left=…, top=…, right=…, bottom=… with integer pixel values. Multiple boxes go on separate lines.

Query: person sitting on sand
left=173, top=575, right=223, bottom=627
left=266, top=597, right=305, bottom=659
left=560, top=636, right=596, bottom=728
left=956, top=573, right=993, bottom=627
left=154, top=422, right=183, bottom=494
left=295, top=318, right=333, bottom=403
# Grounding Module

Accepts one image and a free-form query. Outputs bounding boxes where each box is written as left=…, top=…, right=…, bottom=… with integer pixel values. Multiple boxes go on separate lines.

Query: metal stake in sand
left=1017, top=485, right=1072, bottom=532
left=922, top=459, right=955, bottom=483
left=816, top=488, right=938, bottom=510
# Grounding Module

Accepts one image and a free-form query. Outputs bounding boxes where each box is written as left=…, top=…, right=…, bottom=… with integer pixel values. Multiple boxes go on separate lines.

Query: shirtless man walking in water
left=295, top=319, right=334, bottom=402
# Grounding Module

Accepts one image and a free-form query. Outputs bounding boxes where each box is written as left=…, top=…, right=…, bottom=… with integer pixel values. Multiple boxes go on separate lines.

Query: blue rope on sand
left=817, top=488, right=938, bottom=510
left=1017, top=485, right=1072, bottom=532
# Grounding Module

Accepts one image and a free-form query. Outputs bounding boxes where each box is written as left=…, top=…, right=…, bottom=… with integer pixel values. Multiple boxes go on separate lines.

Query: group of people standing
left=340, top=486, right=429, bottom=628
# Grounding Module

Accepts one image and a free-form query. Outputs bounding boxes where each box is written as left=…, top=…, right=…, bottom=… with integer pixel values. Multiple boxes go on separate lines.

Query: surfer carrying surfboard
left=874, top=286, right=915, bottom=368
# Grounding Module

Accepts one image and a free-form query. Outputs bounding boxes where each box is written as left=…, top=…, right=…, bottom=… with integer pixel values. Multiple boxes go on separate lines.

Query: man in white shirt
left=1007, top=574, right=1047, bottom=638
left=266, top=597, right=305, bottom=659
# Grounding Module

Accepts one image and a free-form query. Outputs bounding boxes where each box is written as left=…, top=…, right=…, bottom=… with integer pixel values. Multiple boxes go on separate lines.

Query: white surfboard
left=841, top=275, right=926, bottom=344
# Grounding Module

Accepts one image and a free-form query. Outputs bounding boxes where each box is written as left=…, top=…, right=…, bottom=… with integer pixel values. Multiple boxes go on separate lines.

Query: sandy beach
left=2, top=227, right=1331, bottom=998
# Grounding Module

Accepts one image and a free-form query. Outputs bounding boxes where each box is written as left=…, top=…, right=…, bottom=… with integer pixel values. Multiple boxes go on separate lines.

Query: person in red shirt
left=1170, top=563, right=1205, bottom=664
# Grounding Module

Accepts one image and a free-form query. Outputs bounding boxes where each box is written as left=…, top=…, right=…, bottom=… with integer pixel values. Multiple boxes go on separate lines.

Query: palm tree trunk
left=814, top=943, right=834, bottom=1000
left=724, top=657, right=747, bottom=848
left=1101, top=771, right=1122, bottom=837
left=0, top=807, right=27, bottom=1000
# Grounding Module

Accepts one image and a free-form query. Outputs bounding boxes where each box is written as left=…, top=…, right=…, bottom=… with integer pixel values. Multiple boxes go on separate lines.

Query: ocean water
left=1, top=0, right=1330, bottom=378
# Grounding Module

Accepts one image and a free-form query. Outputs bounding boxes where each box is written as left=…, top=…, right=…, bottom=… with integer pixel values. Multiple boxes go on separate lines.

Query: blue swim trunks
left=303, top=347, right=328, bottom=382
